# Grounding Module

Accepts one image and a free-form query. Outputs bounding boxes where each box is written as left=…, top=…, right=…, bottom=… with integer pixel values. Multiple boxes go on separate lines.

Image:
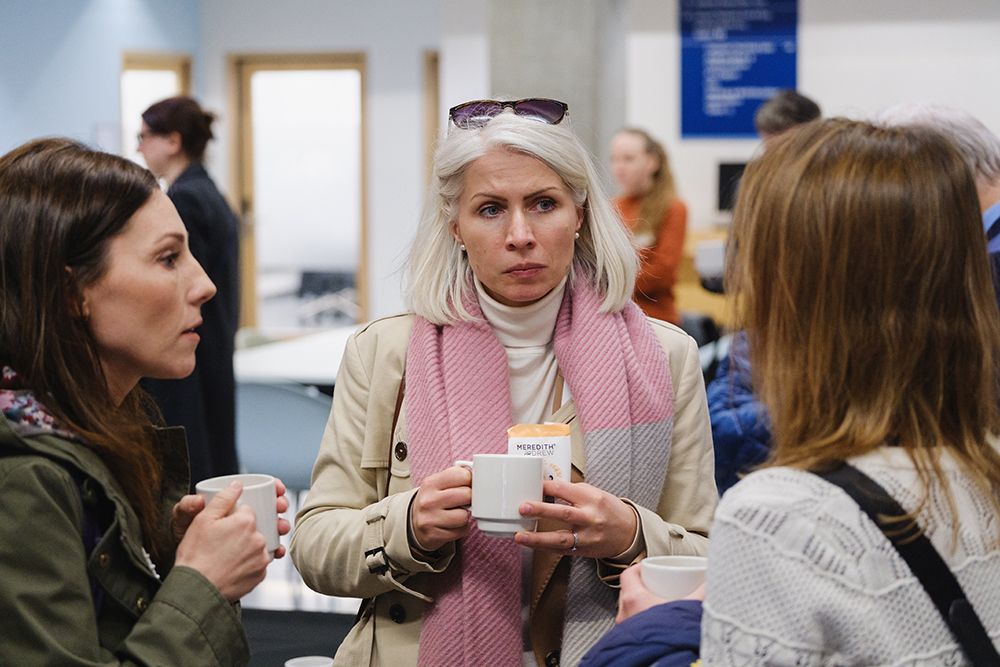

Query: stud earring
left=460, top=244, right=466, bottom=252
left=574, top=232, right=580, bottom=240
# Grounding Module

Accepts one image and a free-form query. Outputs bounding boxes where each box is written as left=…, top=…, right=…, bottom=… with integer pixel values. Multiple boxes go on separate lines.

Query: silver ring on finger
left=570, top=530, right=579, bottom=553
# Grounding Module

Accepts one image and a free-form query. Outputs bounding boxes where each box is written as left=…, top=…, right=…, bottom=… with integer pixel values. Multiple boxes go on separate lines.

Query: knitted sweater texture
left=702, top=446, right=1000, bottom=666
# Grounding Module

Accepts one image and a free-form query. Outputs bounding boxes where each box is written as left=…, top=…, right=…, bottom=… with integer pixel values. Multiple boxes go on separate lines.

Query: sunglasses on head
left=448, top=98, right=569, bottom=129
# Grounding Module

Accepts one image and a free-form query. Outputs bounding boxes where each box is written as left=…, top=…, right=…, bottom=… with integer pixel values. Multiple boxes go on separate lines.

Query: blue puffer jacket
left=706, top=332, right=772, bottom=495
left=579, top=600, right=703, bottom=667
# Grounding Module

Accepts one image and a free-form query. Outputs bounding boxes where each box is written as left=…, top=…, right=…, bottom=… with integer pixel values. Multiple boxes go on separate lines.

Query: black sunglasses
left=448, top=98, right=569, bottom=129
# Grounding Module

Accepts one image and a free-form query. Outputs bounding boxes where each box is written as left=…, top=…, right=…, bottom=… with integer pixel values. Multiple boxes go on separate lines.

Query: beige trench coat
left=291, top=313, right=717, bottom=666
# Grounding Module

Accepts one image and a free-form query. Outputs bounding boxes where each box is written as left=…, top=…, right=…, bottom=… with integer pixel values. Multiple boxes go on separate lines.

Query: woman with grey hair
left=292, top=99, right=715, bottom=667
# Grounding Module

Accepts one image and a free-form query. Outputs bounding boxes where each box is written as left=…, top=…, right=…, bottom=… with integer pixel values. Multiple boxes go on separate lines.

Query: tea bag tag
left=507, top=423, right=571, bottom=483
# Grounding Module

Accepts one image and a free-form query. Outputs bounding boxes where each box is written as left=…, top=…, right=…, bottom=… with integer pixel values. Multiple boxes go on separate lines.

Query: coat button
left=388, top=603, right=406, bottom=623
left=98, top=552, right=110, bottom=568
left=393, top=442, right=408, bottom=461
left=544, top=650, right=560, bottom=667
left=136, top=595, right=148, bottom=612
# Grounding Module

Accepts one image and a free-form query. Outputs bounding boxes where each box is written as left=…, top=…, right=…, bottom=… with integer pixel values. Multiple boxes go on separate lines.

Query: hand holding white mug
left=456, top=455, right=543, bottom=537
left=172, top=477, right=291, bottom=557
left=514, top=479, right=638, bottom=558
left=615, top=563, right=706, bottom=624
left=174, top=481, right=271, bottom=602
left=409, top=465, right=472, bottom=552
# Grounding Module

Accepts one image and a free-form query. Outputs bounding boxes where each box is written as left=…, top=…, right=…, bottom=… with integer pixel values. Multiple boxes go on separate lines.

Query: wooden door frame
left=228, top=52, right=368, bottom=328
left=423, top=50, right=440, bottom=184
left=122, top=52, right=192, bottom=94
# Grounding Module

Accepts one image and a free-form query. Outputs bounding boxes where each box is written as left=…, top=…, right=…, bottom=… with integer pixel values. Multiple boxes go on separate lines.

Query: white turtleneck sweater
left=474, top=277, right=569, bottom=423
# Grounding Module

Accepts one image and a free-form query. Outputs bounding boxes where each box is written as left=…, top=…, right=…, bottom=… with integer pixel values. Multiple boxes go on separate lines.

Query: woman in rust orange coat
left=611, top=128, right=687, bottom=325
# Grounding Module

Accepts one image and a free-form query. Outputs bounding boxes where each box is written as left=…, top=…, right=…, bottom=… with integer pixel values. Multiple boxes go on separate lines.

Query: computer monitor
left=718, top=162, right=747, bottom=212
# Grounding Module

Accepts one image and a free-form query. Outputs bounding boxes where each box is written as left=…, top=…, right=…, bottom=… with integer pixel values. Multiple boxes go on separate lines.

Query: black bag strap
left=986, top=214, right=1000, bottom=242
left=815, top=463, right=1000, bottom=666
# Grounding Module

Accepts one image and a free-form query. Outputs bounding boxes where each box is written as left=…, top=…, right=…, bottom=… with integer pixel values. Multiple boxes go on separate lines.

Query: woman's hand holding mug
left=172, top=477, right=291, bottom=557
left=616, top=563, right=706, bottom=623
left=514, top=479, right=638, bottom=558
left=409, top=465, right=473, bottom=552
left=174, top=481, right=271, bottom=602
left=616, top=563, right=667, bottom=622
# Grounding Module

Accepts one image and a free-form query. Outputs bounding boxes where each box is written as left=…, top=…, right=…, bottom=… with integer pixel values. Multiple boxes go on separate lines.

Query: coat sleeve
left=0, top=458, right=247, bottom=666
left=291, top=329, right=455, bottom=600
left=635, top=329, right=716, bottom=558
left=579, top=600, right=703, bottom=667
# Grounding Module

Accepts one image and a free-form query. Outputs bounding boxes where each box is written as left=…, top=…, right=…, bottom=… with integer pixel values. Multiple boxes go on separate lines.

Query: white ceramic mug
left=640, top=555, right=708, bottom=601
left=284, top=657, right=334, bottom=667
left=195, top=473, right=280, bottom=557
left=454, top=454, right=543, bottom=537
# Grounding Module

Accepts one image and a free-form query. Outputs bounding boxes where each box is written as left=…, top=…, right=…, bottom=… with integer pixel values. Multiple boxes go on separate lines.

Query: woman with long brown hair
left=610, top=128, right=687, bottom=325
left=0, top=138, right=287, bottom=665
left=584, top=119, right=1000, bottom=665
left=707, top=118, right=1000, bottom=663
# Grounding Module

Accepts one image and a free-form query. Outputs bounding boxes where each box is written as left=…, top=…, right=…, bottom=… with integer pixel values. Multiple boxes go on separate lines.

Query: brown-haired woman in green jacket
left=0, top=138, right=289, bottom=665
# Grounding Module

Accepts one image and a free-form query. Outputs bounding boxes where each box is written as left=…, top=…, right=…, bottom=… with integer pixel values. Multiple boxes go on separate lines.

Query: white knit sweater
left=701, top=446, right=1000, bottom=666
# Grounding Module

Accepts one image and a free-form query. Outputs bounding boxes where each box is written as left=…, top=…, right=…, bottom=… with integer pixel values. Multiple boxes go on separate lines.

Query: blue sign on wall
left=681, top=0, right=798, bottom=138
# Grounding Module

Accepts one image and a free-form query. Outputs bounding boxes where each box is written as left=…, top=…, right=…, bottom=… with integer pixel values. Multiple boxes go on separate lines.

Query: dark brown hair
left=728, top=118, right=1000, bottom=529
left=754, top=90, right=821, bottom=136
left=617, top=128, right=677, bottom=241
left=142, top=96, right=216, bottom=162
left=0, top=138, right=169, bottom=557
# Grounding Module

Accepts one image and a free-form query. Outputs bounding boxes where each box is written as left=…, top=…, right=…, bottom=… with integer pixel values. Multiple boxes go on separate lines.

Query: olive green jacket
left=0, top=413, right=249, bottom=666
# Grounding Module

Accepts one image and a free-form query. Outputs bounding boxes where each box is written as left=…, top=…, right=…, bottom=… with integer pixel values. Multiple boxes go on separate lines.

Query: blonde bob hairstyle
left=406, top=112, right=638, bottom=324
left=730, top=118, right=1000, bottom=525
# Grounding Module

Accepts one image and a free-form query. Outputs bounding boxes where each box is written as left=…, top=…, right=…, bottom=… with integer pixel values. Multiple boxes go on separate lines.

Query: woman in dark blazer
left=138, top=96, right=240, bottom=487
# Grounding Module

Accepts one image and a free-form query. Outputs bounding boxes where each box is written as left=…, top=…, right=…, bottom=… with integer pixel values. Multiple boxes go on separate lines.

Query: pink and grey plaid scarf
left=406, top=281, right=675, bottom=666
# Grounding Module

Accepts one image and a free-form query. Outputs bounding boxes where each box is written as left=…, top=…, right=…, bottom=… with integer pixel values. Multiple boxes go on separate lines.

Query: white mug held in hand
left=640, top=555, right=708, bottom=601
left=195, top=473, right=280, bottom=558
left=454, top=454, right=543, bottom=537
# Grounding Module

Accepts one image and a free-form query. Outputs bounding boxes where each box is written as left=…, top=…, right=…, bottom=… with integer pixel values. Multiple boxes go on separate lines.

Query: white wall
left=801, top=0, right=1000, bottom=122
left=438, top=0, right=490, bottom=130
left=489, top=0, right=624, bottom=162
left=0, top=0, right=199, bottom=153
left=198, top=0, right=442, bottom=319
left=4, top=0, right=1000, bottom=316
left=625, top=0, right=1000, bottom=230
